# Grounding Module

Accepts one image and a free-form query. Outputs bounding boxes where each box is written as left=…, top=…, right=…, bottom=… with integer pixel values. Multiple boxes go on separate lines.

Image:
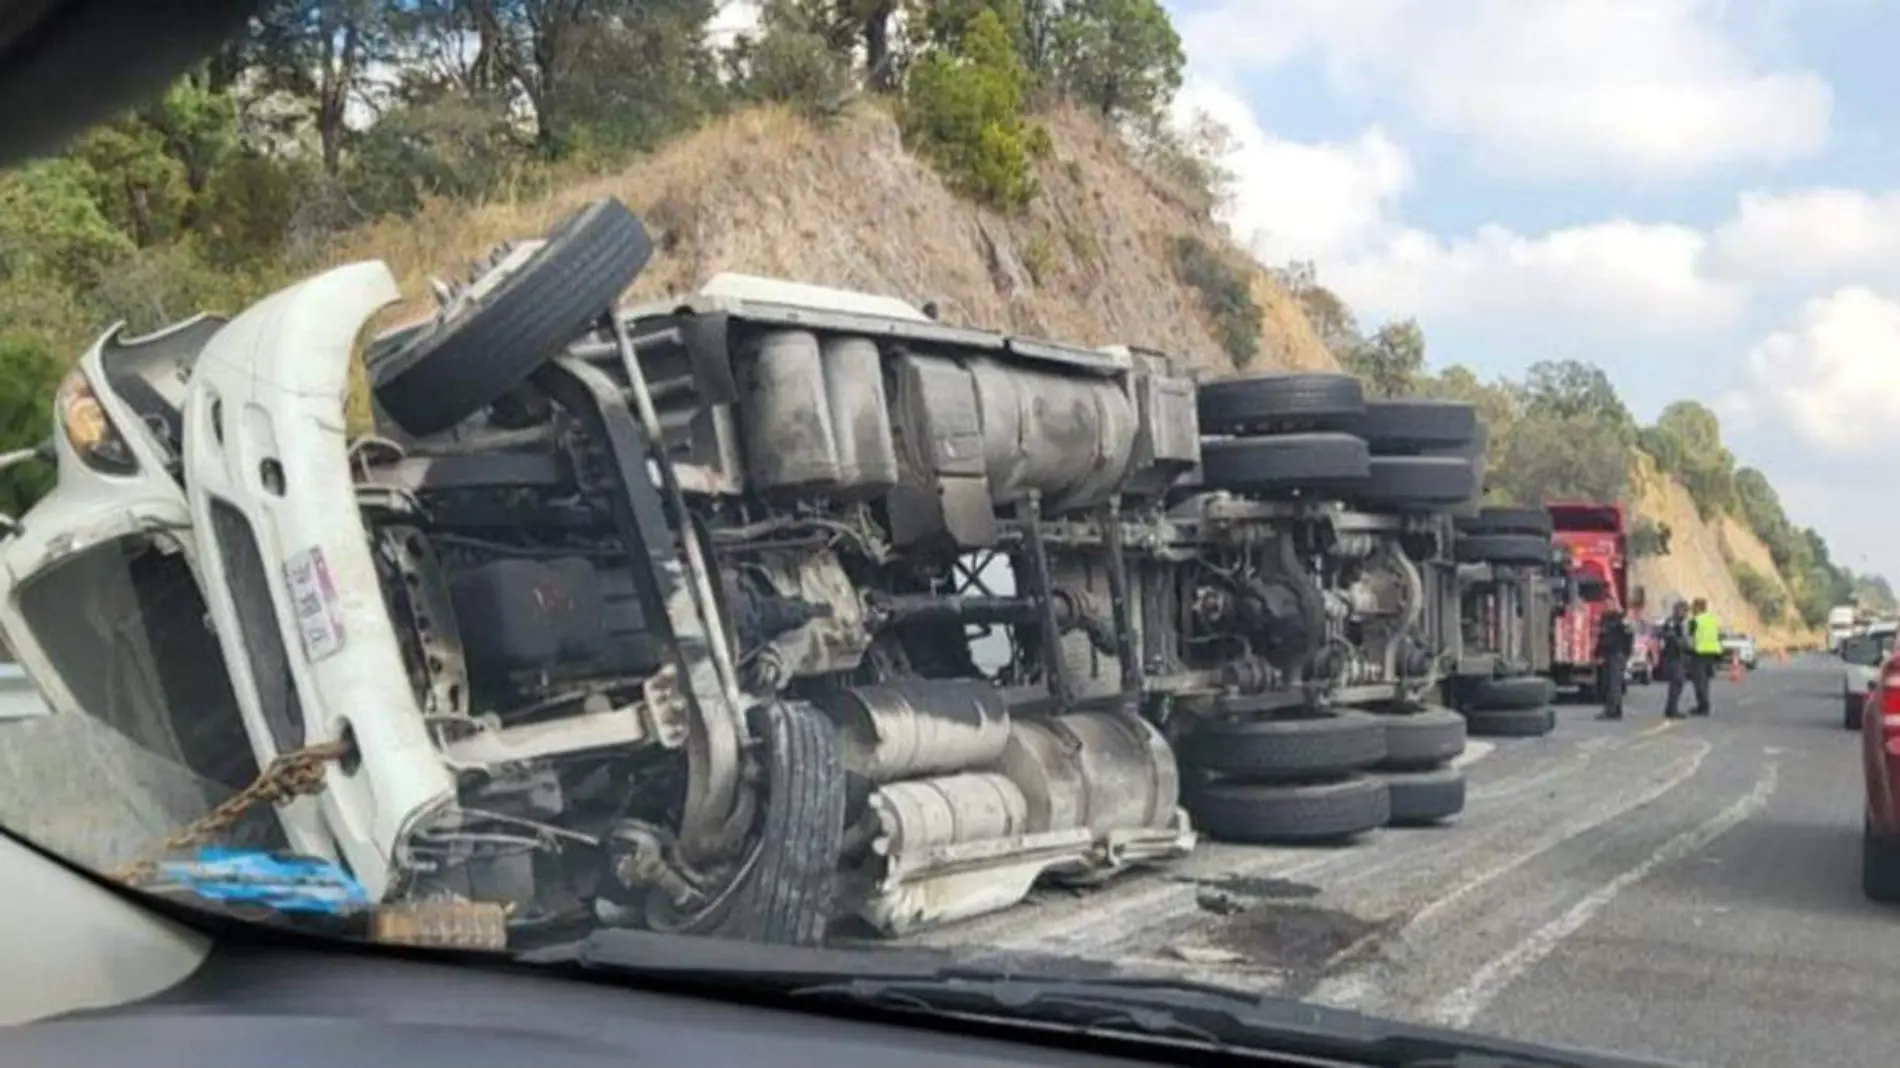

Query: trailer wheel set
left=1180, top=379, right=1539, bottom=843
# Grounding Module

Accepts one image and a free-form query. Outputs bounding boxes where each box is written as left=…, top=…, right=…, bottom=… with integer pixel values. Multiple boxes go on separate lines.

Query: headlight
left=55, top=369, right=138, bottom=476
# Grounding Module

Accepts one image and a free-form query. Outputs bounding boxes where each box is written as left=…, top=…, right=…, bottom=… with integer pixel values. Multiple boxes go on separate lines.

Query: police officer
left=1659, top=600, right=1692, bottom=719
left=1689, top=597, right=1722, bottom=717
left=1596, top=607, right=1635, bottom=720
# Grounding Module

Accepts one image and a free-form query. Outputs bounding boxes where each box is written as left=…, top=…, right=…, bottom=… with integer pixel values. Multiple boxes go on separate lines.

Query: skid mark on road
left=1426, top=758, right=1780, bottom=1030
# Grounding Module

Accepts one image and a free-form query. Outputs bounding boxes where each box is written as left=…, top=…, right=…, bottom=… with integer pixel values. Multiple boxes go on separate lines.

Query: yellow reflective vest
left=1691, top=612, right=1722, bottom=655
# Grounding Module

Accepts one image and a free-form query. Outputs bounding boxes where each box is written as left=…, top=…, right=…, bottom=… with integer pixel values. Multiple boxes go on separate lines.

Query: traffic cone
left=1728, top=655, right=1742, bottom=683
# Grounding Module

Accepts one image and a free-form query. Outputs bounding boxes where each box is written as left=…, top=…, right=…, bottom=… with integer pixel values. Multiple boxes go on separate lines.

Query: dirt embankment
left=1626, top=453, right=1817, bottom=650
left=331, top=104, right=1335, bottom=376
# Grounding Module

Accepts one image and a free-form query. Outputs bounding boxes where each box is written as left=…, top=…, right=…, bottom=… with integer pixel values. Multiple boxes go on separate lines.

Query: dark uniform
left=1658, top=606, right=1692, bottom=719
left=1596, top=609, right=1634, bottom=720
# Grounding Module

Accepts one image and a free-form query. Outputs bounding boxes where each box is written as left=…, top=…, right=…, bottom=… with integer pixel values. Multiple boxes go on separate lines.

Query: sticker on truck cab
left=285, top=546, right=347, bottom=663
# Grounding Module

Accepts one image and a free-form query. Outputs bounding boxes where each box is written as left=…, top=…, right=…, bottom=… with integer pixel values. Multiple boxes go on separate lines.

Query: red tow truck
left=1546, top=500, right=1632, bottom=700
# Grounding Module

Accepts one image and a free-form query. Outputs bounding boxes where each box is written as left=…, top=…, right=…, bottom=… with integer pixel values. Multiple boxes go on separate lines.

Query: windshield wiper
left=520, top=931, right=1685, bottom=1068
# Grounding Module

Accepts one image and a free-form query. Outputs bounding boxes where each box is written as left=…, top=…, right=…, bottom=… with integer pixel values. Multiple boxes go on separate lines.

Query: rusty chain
left=110, top=739, right=354, bottom=886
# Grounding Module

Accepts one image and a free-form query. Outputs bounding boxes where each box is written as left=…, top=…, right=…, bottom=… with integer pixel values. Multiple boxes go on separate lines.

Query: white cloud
left=1173, top=82, right=1410, bottom=264
left=1725, top=287, right=1900, bottom=454
left=1182, top=81, right=1741, bottom=338
left=1174, top=0, right=1832, bottom=180
left=1328, top=220, right=1739, bottom=336
left=1706, top=188, right=1900, bottom=289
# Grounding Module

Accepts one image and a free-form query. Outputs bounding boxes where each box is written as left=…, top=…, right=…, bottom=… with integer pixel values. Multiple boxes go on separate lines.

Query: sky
left=1157, top=0, right=1900, bottom=585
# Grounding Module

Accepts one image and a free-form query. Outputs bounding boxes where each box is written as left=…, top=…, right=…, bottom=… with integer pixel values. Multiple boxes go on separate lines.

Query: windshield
left=4, top=534, right=278, bottom=870
left=1, top=4, right=1898, bottom=1068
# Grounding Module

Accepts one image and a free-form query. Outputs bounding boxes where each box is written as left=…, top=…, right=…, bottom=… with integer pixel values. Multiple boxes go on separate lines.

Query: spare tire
left=1198, top=432, right=1371, bottom=495
left=1348, top=399, right=1478, bottom=454
left=1343, top=455, right=1475, bottom=512
left=373, top=198, right=655, bottom=436
left=1197, top=373, right=1365, bottom=435
left=1458, top=506, right=1554, bottom=538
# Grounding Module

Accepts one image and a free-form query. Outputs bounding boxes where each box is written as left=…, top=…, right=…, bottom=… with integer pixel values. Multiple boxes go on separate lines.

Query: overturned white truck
left=0, top=199, right=1484, bottom=945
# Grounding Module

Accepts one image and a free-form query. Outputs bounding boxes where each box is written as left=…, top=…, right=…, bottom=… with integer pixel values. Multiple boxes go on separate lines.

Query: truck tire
left=1457, top=506, right=1554, bottom=538
left=1186, top=775, right=1391, bottom=844
left=1377, top=706, right=1467, bottom=770
left=372, top=198, right=654, bottom=437
left=1454, top=533, right=1553, bottom=567
left=1460, top=674, right=1553, bottom=711
left=1380, top=767, right=1466, bottom=825
left=1347, top=399, right=1478, bottom=454
left=1178, top=708, right=1387, bottom=781
left=653, top=701, right=846, bottom=945
left=1196, top=373, right=1365, bottom=435
left=1342, top=455, right=1475, bottom=512
left=1463, top=705, right=1557, bottom=738
left=1424, top=422, right=1487, bottom=518
left=1847, top=691, right=1865, bottom=731
left=1198, top=433, right=1371, bottom=495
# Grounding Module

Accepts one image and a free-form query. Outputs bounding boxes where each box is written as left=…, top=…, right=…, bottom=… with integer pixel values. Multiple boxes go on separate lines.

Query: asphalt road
left=908, top=657, right=1898, bottom=1068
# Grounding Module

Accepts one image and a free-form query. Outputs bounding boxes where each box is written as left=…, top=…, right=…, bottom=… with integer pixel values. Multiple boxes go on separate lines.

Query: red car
left=1862, top=650, right=1900, bottom=901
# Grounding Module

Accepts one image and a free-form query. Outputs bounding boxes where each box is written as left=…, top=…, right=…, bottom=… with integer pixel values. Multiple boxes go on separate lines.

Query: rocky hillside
left=1627, top=454, right=1817, bottom=650
left=332, top=104, right=1335, bottom=377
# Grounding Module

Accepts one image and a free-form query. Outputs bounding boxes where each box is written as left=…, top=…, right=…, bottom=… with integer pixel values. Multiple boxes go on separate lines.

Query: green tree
left=0, top=334, right=63, bottom=518
left=1342, top=318, right=1424, bottom=398
left=1732, top=562, right=1786, bottom=623
left=1857, top=574, right=1898, bottom=614
left=1050, top=0, right=1184, bottom=125
left=1169, top=235, right=1259, bottom=367
left=901, top=4, right=1044, bottom=208
left=1517, top=359, right=1634, bottom=440
left=243, top=0, right=389, bottom=173
left=0, top=159, right=137, bottom=289
left=556, top=0, right=723, bottom=157
left=730, top=0, right=859, bottom=112
left=1490, top=411, right=1630, bottom=506
left=1651, top=399, right=1736, bottom=518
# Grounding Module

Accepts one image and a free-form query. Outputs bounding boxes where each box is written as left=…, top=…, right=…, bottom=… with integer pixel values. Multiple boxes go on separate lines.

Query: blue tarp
left=152, top=847, right=371, bottom=916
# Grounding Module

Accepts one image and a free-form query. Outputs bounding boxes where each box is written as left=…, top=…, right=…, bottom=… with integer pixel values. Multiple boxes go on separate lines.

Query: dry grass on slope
left=1626, top=454, right=1817, bottom=650
left=329, top=103, right=1334, bottom=375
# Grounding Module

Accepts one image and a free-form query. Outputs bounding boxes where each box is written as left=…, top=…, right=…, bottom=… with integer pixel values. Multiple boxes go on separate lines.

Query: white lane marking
left=1309, top=740, right=1714, bottom=1010
left=1425, top=759, right=1780, bottom=1031
left=1404, top=740, right=1712, bottom=932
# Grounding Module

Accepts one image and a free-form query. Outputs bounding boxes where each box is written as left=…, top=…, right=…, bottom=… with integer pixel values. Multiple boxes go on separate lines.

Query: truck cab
left=1546, top=501, right=1628, bottom=699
